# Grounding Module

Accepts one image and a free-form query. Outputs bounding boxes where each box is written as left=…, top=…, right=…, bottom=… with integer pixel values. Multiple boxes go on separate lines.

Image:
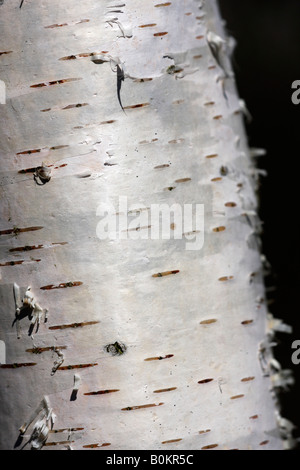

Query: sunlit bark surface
left=0, top=0, right=292, bottom=450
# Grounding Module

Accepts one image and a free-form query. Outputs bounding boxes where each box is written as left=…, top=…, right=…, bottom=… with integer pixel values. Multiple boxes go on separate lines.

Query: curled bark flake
left=71, top=374, right=81, bottom=401
left=18, top=396, right=55, bottom=450
left=12, top=285, right=48, bottom=338
left=51, top=348, right=65, bottom=376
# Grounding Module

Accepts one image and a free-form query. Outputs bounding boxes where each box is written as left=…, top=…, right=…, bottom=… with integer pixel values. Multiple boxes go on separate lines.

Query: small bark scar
left=34, top=163, right=51, bottom=186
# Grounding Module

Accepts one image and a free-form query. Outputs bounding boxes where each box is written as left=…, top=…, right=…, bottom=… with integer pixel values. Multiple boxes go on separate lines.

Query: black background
left=218, top=0, right=300, bottom=445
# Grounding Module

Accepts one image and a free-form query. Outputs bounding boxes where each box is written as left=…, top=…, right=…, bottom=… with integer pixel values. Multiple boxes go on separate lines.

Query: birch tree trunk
left=0, top=0, right=293, bottom=450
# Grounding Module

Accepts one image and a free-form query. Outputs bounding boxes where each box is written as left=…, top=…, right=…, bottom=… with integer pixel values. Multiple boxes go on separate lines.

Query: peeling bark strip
left=59, top=51, right=103, bottom=60
left=225, top=202, right=237, bottom=207
left=199, top=429, right=211, bottom=435
left=218, top=276, right=234, bottom=282
left=0, top=51, right=13, bottom=56
left=44, top=19, right=90, bottom=29
left=40, top=282, right=83, bottom=290
left=30, top=78, right=82, bottom=88
left=57, top=363, right=98, bottom=371
left=162, top=439, right=182, bottom=444
left=259, top=440, right=270, bottom=446
left=230, top=394, right=245, bottom=400
left=122, top=403, right=164, bottom=411
left=0, top=226, right=43, bottom=236
left=198, top=378, right=214, bottom=384
left=123, top=225, right=151, bottom=233
left=241, top=320, right=254, bottom=325
left=83, top=443, right=111, bottom=448
left=74, top=119, right=116, bottom=129
left=153, top=387, right=177, bottom=393
left=16, top=145, right=68, bottom=156
left=202, top=444, right=218, bottom=450
left=44, top=440, right=75, bottom=447
left=16, top=149, right=41, bottom=156
left=41, top=103, right=88, bottom=112
left=123, top=102, right=150, bottom=110
left=84, top=389, right=120, bottom=396
left=152, top=270, right=179, bottom=278
left=133, top=78, right=153, bottom=83
left=211, top=177, right=222, bottom=182
left=139, top=24, right=157, bottom=28
left=174, top=178, right=191, bottom=183
left=168, top=138, right=184, bottom=144
left=182, top=230, right=201, bottom=238
left=50, top=427, right=83, bottom=433
left=48, top=321, right=99, bottom=331
left=59, top=103, right=88, bottom=110
left=9, top=243, right=67, bottom=253
left=18, top=167, right=37, bottom=174
left=100, top=119, right=116, bottom=125
left=26, top=346, right=67, bottom=354
left=0, top=259, right=41, bottom=267
left=212, top=226, right=226, bottom=232
left=0, top=363, right=36, bottom=369
left=200, top=319, right=217, bottom=325
left=144, top=355, right=174, bottom=361
left=205, top=153, right=218, bottom=159
left=154, top=164, right=169, bottom=169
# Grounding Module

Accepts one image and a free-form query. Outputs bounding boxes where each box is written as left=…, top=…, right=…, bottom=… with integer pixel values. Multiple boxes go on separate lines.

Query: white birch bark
left=0, top=0, right=293, bottom=450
